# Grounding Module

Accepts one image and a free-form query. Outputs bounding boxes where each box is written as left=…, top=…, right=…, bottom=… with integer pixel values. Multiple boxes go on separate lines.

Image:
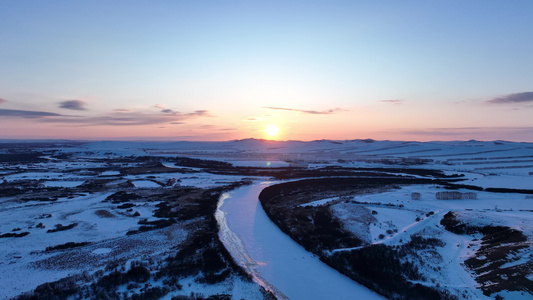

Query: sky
left=1, top=1, right=533, bottom=142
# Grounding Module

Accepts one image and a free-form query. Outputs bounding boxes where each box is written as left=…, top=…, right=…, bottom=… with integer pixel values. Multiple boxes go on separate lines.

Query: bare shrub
left=95, top=210, right=115, bottom=218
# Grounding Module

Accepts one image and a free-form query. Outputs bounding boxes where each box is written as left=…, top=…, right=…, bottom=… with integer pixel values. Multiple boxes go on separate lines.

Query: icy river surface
left=216, top=181, right=385, bottom=300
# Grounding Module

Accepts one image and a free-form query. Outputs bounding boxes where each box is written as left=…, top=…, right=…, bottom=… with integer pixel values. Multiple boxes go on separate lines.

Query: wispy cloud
left=188, top=110, right=209, bottom=117
left=263, top=106, right=344, bottom=115
left=199, top=124, right=215, bottom=129
left=487, top=92, right=533, bottom=104
left=155, top=104, right=177, bottom=114
left=245, top=117, right=267, bottom=122
left=379, top=99, right=404, bottom=104
left=0, top=108, right=64, bottom=118
left=1, top=100, right=210, bottom=127
left=40, top=109, right=210, bottom=126
left=0, top=98, right=7, bottom=104
left=155, top=104, right=209, bottom=117
left=59, top=100, right=88, bottom=111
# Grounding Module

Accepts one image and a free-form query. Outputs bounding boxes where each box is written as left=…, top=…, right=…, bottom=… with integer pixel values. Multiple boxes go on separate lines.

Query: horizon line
left=0, top=137, right=529, bottom=144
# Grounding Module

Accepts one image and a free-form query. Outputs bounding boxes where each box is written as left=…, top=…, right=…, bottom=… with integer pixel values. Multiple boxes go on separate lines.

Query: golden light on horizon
left=265, top=124, right=279, bottom=137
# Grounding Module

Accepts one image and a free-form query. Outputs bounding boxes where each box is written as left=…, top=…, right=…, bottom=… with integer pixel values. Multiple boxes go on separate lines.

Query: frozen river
left=216, top=181, right=385, bottom=300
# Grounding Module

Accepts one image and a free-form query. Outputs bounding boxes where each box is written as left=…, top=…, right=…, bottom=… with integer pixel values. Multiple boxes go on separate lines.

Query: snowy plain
left=328, top=185, right=533, bottom=299
left=1, top=138, right=532, bottom=299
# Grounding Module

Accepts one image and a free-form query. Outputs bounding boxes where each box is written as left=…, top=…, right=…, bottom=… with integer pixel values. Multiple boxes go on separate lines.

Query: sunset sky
left=1, top=1, right=533, bottom=142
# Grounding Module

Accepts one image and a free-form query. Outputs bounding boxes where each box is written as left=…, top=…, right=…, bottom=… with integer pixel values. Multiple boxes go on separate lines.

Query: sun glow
left=265, top=124, right=279, bottom=137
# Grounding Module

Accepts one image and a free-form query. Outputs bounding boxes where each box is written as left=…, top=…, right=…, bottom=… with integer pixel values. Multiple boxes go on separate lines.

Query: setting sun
left=265, top=124, right=279, bottom=137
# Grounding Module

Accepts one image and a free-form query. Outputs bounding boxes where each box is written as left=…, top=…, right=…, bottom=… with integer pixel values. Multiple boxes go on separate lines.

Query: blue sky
left=1, top=1, right=533, bottom=141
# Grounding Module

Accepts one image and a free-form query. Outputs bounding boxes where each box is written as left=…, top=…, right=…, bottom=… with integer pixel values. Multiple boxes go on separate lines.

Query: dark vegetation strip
left=208, top=165, right=453, bottom=179
left=484, top=187, right=533, bottom=194
left=45, top=242, right=91, bottom=252
left=46, top=223, right=78, bottom=233
left=259, top=177, right=437, bottom=202
left=0, top=231, right=30, bottom=238
left=109, top=156, right=461, bottom=179
left=0, top=153, right=47, bottom=163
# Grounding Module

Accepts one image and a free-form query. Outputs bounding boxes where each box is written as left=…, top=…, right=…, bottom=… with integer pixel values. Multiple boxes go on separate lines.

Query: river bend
left=216, top=181, right=384, bottom=300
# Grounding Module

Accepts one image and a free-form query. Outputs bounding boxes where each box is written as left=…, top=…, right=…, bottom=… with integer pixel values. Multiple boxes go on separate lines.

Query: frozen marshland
left=0, top=139, right=532, bottom=299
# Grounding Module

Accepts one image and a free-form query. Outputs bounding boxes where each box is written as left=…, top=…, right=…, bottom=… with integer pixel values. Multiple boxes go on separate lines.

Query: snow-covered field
left=0, top=143, right=259, bottom=298
left=1, top=139, right=532, bottom=299
left=327, top=185, right=532, bottom=299
left=0, top=189, right=174, bottom=298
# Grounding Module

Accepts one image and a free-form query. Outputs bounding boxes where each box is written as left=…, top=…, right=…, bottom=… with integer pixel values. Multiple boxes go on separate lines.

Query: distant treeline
left=0, top=153, right=47, bottom=163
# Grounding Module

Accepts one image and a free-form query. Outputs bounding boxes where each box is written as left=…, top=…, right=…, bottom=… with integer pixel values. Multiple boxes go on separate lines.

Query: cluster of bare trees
left=436, top=191, right=477, bottom=200
left=412, top=191, right=478, bottom=200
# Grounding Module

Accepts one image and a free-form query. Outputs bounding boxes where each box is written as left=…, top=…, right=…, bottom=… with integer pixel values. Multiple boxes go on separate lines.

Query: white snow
left=92, top=248, right=113, bottom=255
left=100, top=170, right=120, bottom=176
left=327, top=184, right=533, bottom=299
left=0, top=191, right=171, bottom=298
left=43, top=180, right=85, bottom=187
left=460, top=173, right=533, bottom=189
left=2, top=139, right=533, bottom=299
left=131, top=180, right=161, bottom=188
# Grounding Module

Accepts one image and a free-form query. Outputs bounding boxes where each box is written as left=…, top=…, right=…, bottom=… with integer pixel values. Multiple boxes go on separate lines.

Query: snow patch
left=92, top=248, right=113, bottom=255
left=131, top=180, right=161, bottom=188
left=43, top=180, right=85, bottom=187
